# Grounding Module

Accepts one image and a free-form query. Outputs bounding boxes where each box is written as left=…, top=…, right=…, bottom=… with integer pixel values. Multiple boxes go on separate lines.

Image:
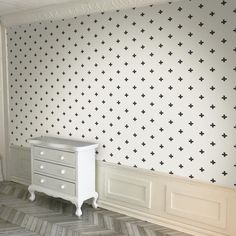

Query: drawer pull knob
left=60, top=185, right=65, bottom=189
left=60, top=156, right=65, bottom=160
left=39, top=165, right=44, bottom=169
left=40, top=179, right=45, bottom=183
left=40, top=151, right=44, bottom=155
left=61, top=169, right=66, bottom=175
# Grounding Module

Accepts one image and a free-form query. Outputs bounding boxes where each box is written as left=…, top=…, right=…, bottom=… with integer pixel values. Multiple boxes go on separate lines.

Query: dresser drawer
left=33, top=173, right=75, bottom=196
left=33, top=159, right=76, bottom=181
left=33, top=147, right=76, bottom=166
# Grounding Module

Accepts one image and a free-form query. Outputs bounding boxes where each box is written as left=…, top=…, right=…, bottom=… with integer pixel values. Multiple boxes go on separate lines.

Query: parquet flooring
left=0, top=182, right=191, bottom=236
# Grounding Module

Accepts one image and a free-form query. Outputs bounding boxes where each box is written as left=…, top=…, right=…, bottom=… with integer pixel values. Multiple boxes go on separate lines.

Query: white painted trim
left=7, top=145, right=236, bottom=236
left=2, top=24, right=10, bottom=181
left=97, top=201, right=226, bottom=236
left=165, top=183, right=227, bottom=228
left=0, top=24, right=4, bottom=180
left=105, top=172, right=152, bottom=208
left=0, top=0, right=180, bottom=27
left=96, top=161, right=236, bottom=236
left=0, top=24, right=9, bottom=180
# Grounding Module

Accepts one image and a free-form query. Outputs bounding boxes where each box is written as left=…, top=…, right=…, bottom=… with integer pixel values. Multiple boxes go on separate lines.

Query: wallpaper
left=7, top=0, right=236, bottom=188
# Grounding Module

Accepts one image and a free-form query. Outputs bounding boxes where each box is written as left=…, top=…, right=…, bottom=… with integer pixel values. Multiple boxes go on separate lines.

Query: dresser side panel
left=76, top=149, right=96, bottom=201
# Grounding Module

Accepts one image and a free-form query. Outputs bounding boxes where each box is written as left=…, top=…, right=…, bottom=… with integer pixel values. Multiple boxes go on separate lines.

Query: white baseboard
left=7, top=145, right=236, bottom=236
left=11, top=176, right=31, bottom=186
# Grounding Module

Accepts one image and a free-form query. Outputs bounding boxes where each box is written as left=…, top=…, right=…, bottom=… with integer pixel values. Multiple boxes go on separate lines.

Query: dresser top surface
left=28, top=136, right=98, bottom=151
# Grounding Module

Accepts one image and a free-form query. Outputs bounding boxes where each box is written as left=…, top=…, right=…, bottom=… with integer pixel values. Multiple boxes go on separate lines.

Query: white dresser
left=28, top=136, right=98, bottom=217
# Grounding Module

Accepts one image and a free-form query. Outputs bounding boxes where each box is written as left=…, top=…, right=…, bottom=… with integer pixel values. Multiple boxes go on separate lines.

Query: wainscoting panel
left=105, top=172, right=152, bottom=208
left=97, top=161, right=236, bottom=236
left=166, top=183, right=227, bottom=228
left=8, top=145, right=236, bottom=236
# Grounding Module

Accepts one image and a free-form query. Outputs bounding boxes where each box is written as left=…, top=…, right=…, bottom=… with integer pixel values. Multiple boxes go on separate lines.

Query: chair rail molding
left=9, top=145, right=236, bottom=236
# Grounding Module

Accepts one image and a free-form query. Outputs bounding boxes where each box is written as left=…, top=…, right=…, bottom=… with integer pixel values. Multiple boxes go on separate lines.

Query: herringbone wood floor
left=0, top=182, right=191, bottom=236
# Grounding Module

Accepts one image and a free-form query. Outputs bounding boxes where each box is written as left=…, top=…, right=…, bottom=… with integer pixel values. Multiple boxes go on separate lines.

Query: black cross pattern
left=7, top=0, right=236, bottom=188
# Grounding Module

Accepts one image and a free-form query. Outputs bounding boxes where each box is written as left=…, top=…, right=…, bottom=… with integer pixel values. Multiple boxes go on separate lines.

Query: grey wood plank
left=0, top=182, right=192, bottom=236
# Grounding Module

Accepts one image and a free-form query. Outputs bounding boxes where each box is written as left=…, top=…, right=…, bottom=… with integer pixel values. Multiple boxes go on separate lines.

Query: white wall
left=6, top=0, right=236, bottom=188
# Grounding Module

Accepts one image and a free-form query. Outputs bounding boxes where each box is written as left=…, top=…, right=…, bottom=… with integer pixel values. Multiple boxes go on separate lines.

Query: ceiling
left=0, top=0, right=80, bottom=16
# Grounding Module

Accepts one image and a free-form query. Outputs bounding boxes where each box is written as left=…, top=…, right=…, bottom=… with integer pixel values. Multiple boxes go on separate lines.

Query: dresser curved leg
left=28, top=186, right=35, bottom=201
left=75, top=203, right=82, bottom=217
left=92, top=192, right=98, bottom=209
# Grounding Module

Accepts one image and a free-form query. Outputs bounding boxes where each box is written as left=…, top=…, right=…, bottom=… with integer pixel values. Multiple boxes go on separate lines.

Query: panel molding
left=7, top=145, right=236, bottom=236
left=166, top=183, right=227, bottom=228
left=105, top=172, right=152, bottom=208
